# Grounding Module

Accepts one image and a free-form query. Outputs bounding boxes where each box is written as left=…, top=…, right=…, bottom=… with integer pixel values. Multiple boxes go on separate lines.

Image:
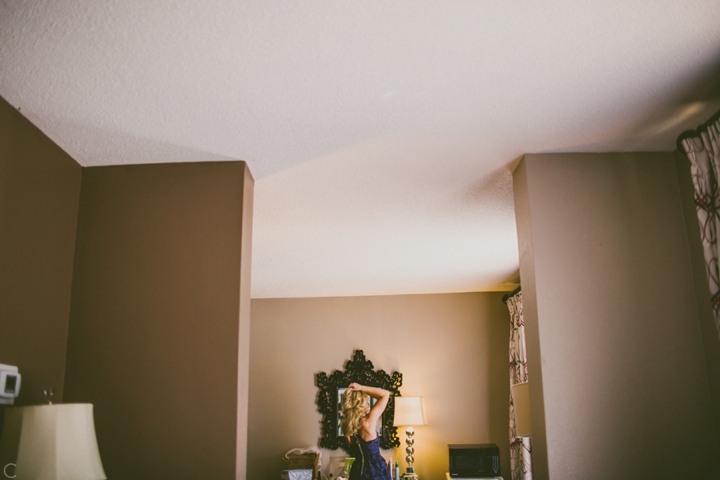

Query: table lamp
left=393, top=396, right=425, bottom=480
left=0, top=403, right=106, bottom=479
left=511, top=381, right=532, bottom=437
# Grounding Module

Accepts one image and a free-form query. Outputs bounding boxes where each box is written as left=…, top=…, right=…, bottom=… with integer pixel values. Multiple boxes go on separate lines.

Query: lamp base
left=402, top=474, right=418, bottom=480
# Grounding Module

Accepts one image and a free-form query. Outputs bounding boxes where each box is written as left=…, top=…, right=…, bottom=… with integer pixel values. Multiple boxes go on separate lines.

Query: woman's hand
left=347, top=382, right=363, bottom=392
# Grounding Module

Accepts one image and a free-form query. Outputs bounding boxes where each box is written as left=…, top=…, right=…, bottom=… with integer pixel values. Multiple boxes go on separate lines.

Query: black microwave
left=449, top=444, right=500, bottom=478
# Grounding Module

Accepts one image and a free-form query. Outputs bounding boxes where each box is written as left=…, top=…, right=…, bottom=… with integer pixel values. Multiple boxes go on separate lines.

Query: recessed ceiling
left=2, top=1, right=719, bottom=298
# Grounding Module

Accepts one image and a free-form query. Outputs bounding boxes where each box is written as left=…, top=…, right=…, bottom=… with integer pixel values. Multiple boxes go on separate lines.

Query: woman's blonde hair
left=341, top=389, right=369, bottom=438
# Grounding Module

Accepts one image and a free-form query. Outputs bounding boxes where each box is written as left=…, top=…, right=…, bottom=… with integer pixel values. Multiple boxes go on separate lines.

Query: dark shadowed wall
left=248, top=293, right=511, bottom=480
left=0, top=97, right=81, bottom=406
left=674, top=150, right=720, bottom=450
left=63, top=162, right=253, bottom=479
left=514, top=153, right=720, bottom=480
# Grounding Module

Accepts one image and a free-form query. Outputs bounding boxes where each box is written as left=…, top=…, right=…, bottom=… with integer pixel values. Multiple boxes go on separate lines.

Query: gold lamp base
left=403, top=426, right=418, bottom=480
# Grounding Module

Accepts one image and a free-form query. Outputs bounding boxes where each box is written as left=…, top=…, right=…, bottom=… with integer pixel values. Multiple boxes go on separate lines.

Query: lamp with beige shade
left=393, top=396, right=426, bottom=480
left=511, top=382, right=532, bottom=438
left=0, top=403, right=106, bottom=479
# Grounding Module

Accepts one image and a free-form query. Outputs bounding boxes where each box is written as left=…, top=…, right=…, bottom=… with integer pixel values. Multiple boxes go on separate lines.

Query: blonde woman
left=341, top=382, right=391, bottom=480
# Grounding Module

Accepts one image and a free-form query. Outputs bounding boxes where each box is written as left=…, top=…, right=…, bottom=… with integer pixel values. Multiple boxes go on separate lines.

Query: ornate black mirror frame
left=315, top=350, right=402, bottom=453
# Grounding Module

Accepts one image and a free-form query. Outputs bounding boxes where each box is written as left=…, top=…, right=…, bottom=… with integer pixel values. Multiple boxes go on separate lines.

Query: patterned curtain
left=507, top=291, right=532, bottom=480
left=681, top=117, right=720, bottom=339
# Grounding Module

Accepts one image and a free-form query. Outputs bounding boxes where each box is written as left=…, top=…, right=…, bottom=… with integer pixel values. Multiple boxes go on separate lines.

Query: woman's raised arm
left=348, top=383, right=389, bottom=433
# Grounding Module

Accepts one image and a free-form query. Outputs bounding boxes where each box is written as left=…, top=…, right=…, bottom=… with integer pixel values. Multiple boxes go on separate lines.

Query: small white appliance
left=0, top=364, right=21, bottom=405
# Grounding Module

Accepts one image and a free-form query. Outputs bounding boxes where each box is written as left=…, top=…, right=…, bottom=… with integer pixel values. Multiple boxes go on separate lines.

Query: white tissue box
left=282, top=469, right=313, bottom=480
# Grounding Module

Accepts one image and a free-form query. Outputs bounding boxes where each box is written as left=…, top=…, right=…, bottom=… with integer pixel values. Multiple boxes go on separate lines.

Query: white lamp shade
left=511, top=382, right=532, bottom=437
left=393, top=396, right=426, bottom=427
left=1, top=404, right=106, bottom=480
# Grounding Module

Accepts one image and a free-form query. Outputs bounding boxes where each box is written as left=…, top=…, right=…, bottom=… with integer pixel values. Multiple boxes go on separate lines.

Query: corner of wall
left=511, top=156, right=550, bottom=480
left=237, top=162, right=254, bottom=480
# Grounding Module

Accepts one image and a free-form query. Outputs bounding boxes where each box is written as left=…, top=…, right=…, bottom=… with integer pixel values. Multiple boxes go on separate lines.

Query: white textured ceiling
left=2, top=1, right=720, bottom=298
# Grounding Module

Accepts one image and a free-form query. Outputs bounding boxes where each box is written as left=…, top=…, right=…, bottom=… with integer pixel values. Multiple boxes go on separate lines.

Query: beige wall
left=63, top=162, right=253, bottom=479
left=249, top=293, right=511, bottom=480
left=0, top=96, right=81, bottom=406
left=514, top=153, right=720, bottom=479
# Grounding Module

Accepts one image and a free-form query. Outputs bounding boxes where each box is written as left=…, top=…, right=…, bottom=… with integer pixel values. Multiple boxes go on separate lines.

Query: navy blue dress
left=348, top=435, right=391, bottom=480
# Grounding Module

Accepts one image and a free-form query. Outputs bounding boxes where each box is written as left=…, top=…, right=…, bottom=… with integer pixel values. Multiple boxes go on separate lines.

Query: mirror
left=336, top=387, right=383, bottom=437
left=315, top=350, right=402, bottom=453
